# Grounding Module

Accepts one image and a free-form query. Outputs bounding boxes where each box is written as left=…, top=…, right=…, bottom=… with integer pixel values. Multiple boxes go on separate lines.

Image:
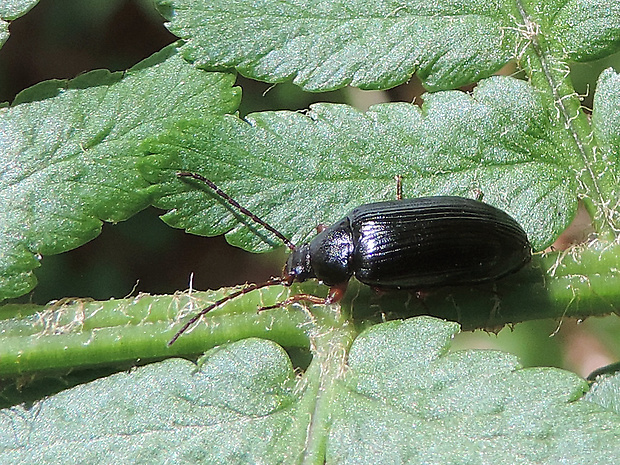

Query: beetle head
left=284, top=244, right=316, bottom=284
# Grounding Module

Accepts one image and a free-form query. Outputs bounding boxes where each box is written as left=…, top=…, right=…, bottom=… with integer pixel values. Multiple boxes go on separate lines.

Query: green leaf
left=547, top=0, right=620, bottom=62
left=158, top=0, right=520, bottom=91
left=0, top=44, right=240, bottom=301
left=0, top=0, right=39, bottom=47
left=0, top=343, right=307, bottom=463
left=328, top=318, right=620, bottom=464
left=592, top=67, right=620, bottom=227
left=144, top=75, right=575, bottom=252
left=157, top=0, right=620, bottom=92
left=0, top=0, right=38, bottom=17
left=586, top=372, right=620, bottom=415
left=2, top=317, right=618, bottom=464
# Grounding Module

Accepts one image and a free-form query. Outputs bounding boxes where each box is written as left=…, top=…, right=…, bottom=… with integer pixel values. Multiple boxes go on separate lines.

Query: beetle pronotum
left=168, top=172, right=531, bottom=345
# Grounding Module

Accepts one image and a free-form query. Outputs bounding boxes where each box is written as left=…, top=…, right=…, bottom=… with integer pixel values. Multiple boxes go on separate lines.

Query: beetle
left=168, top=172, right=531, bottom=345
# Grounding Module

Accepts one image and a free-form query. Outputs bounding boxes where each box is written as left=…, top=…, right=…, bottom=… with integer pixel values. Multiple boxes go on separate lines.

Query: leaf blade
left=591, top=67, right=620, bottom=229
left=158, top=0, right=620, bottom=92
left=548, top=0, right=620, bottom=62
left=2, top=317, right=619, bottom=464
left=0, top=44, right=240, bottom=300
left=0, top=0, right=39, bottom=48
left=158, top=0, right=521, bottom=91
left=145, top=75, right=575, bottom=252
left=328, top=317, right=620, bottom=464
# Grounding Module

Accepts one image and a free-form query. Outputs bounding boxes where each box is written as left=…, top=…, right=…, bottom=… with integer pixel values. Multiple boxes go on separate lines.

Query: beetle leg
left=258, top=294, right=327, bottom=311
left=258, top=282, right=348, bottom=311
left=395, top=175, right=403, bottom=200
left=325, top=282, right=348, bottom=304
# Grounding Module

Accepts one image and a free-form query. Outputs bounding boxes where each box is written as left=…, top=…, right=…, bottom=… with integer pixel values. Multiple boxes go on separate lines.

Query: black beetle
left=168, top=173, right=531, bottom=345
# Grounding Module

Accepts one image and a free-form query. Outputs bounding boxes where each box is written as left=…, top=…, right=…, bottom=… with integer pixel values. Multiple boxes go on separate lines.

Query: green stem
left=1, top=244, right=618, bottom=378
left=0, top=286, right=313, bottom=377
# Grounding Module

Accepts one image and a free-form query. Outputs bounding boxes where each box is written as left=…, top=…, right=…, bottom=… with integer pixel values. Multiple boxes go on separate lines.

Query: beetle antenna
left=168, top=276, right=287, bottom=346
left=177, top=172, right=297, bottom=251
